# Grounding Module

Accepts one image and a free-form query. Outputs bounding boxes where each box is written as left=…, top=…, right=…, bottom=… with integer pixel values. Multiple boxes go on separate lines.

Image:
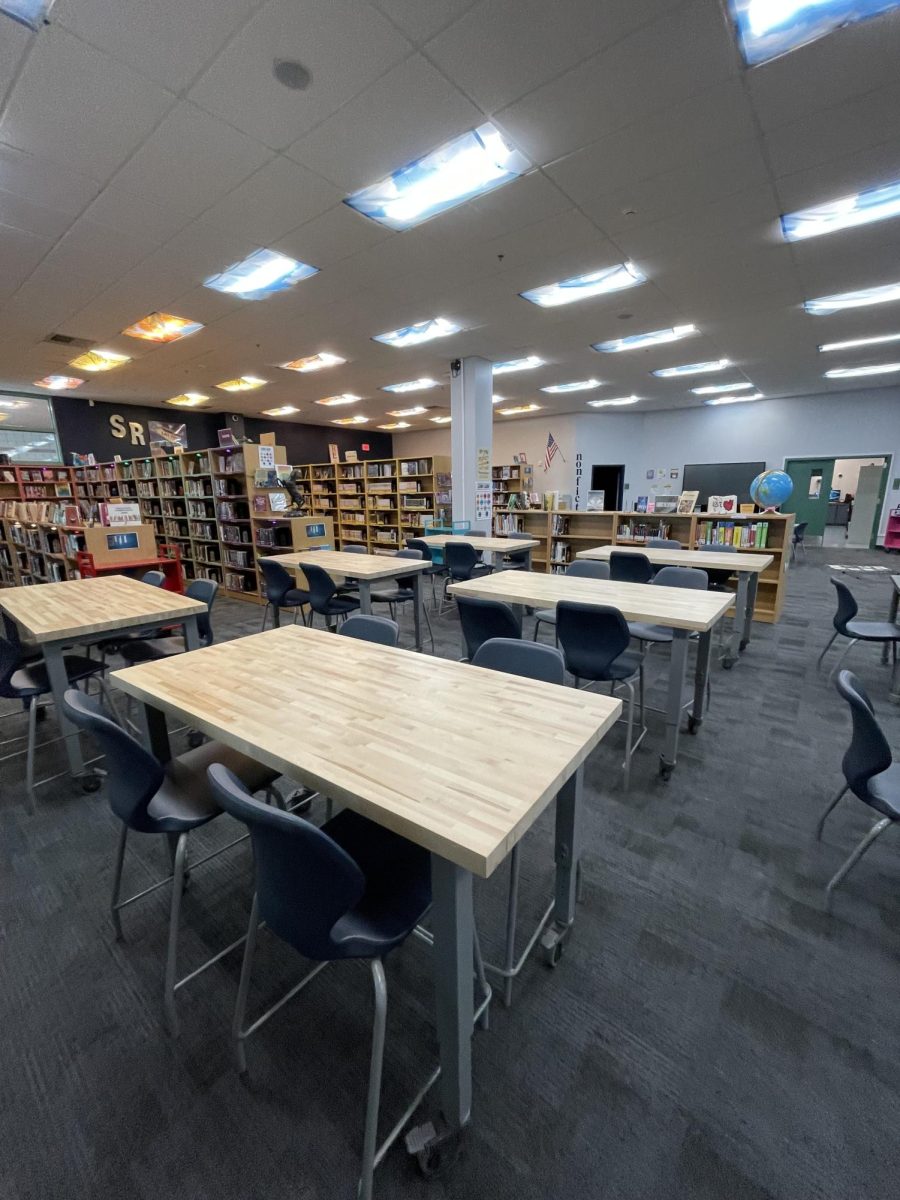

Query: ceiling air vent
left=42, top=333, right=95, bottom=350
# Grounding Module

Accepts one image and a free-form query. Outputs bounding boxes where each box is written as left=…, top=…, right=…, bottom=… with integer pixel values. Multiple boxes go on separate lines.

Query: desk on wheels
left=110, top=625, right=619, bottom=1169
left=268, top=549, right=430, bottom=651
left=448, top=569, right=732, bottom=778
left=0, top=575, right=206, bottom=784
left=419, top=534, right=539, bottom=571
left=575, top=544, right=774, bottom=667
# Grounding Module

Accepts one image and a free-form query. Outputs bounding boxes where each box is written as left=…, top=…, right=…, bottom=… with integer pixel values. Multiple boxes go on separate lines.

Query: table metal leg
left=430, top=856, right=473, bottom=1134
left=726, top=573, right=748, bottom=667
left=42, top=639, right=85, bottom=777
left=524, top=549, right=533, bottom=571
left=136, top=700, right=172, bottom=763
left=688, top=629, right=712, bottom=734
left=413, top=574, right=424, bottom=653
left=540, top=765, right=583, bottom=966
left=182, top=614, right=200, bottom=651
left=358, top=580, right=372, bottom=616
left=660, top=630, right=689, bottom=779
left=883, top=587, right=899, bottom=664
left=740, top=573, right=758, bottom=652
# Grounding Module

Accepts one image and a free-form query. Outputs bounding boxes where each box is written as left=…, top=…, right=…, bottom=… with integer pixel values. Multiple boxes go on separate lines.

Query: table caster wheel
left=405, top=1121, right=462, bottom=1180
left=540, top=925, right=567, bottom=967
left=687, top=715, right=701, bottom=734
left=659, top=760, right=674, bottom=781
left=286, top=788, right=314, bottom=813
left=722, top=657, right=736, bottom=670
left=739, top=639, right=749, bottom=652
left=81, top=774, right=102, bottom=793
left=187, top=730, right=204, bottom=748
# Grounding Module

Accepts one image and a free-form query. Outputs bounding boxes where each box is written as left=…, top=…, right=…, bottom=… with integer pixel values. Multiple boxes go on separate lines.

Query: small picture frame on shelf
left=707, top=494, right=738, bottom=515
left=676, top=490, right=699, bottom=514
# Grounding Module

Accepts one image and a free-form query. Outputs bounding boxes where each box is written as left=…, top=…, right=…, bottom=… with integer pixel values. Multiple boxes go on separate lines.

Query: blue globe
left=750, top=469, right=793, bottom=511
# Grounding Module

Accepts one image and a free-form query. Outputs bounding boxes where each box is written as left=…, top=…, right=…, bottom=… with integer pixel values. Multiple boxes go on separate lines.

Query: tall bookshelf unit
left=492, top=462, right=534, bottom=534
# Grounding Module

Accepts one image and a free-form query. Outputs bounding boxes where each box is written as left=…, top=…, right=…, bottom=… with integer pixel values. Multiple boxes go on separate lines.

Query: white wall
left=831, top=456, right=885, bottom=499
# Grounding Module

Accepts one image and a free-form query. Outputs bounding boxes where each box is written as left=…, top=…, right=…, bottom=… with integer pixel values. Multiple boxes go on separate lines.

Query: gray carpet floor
left=2, top=547, right=900, bottom=1200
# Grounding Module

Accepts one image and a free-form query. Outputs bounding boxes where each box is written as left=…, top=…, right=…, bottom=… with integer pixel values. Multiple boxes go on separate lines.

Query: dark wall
left=51, top=397, right=393, bottom=464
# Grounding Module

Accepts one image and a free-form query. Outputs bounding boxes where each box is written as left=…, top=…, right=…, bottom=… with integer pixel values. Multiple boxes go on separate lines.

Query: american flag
left=543, top=431, right=563, bottom=471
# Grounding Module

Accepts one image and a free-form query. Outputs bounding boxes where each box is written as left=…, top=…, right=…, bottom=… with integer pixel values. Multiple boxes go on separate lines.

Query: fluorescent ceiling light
left=498, top=403, right=542, bottom=415
left=280, top=352, right=345, bottom=372
left=166, top=392, right=209, bottom=408
left=378, top=421, right=411, bottom=430
left=372, top=317, right=461, bottom=348
left=315, top=394, right=361, bottom=407
left=69, top=349, right=131, bottom=372
left=203, top=248, right=318, bottom=300
left=492, top=395, right=505, bottom=404
left=0, top=2, right=55, bottom=31
left=541, top=379, right=602, bottom=394
left=493, top=356, right=544, bottom=374
left=332, top=415, right=368, bottom=425
left=704, top=392, right=764, bottom=406
left=430, top=415, right=452, bottom=424
left=34, top=375, right=83, bottom=390
left=692, top=381, right=754, bottom=394
left=123, top=312, right=204, bottom=342
left=386, top=406, right=427, bottom=417
left=261, top=405, right=299, bottom=416
left=215, top=376, right=267, bottom=392
left=587, top=395, right=641, bottom=407
left=0, top=399, right=25, bottom=409
left=345, top=123, right=529, bottom=231
left=381, top=378, right=440, bottom=394
left=653, top=358, right=731, bottom=377
left=520, top=263, right=645, bottom=308
left=730, top=1, right=900, bottom=67
left=592, top=325, right=697, bottom=353
left=824, top=362, right=900, bottom=377
left=804, top=281, right=900, bottom=314
left=818, top=332, right=900, bottom=352
left=782, top=178, right=900, bottom=242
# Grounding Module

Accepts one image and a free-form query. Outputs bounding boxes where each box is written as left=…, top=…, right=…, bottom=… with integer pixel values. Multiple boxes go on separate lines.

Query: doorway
left=590, top=464, right=624, bottom=510
left=784, top=455, right=891, bottom=548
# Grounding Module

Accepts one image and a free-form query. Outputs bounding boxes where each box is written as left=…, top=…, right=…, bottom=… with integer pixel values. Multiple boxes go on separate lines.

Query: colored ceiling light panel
left=315, top=394, right=361, bottom=407
left=492, top=356, right=544, bottom=374
left=69, top=349, right=131, bottom=372
left=704, top=392, right=764, bottom=406
left=520, top=263, right=645, bottom=308
left=372, top=318, right=461, bottom=348
left=804, top=281, right=900, bottom=313
left=782, top=178, right=900, bottom=241
left=345, top=123, right=529, bottom=231
left=332, top=414, right=368, bottom=425
left=541, top=379, right=602, bottom=394
left=33, top=375, right=83, bottom=390
left=818, top=332, right=900, bottom=352
left=261, top=405, right=299, bottom=416
left=497, top=403, right=542, bottom=415
left=378, top=422, right=411, bottom=430
left=386, top=406, right=427, bottom=417
left=381, top=378, right=440, bottom=393
left=587, top=395, right=641, bottom=407
left=280, top=352, right=346, bottom=372
left=0, top=2, right=55, bottom=31
left=166, top=392, right=209, bottom=407
left=730, top=1, right=900, bottom=67
left=652, top=359, right=731, bottom=377
left=430, top=415, right=452, bottom=424
left=203, top=249, right=318, bottom=300
left=123, top=312, right=204, bottom=342
left=592, top=325, right=697, bottom=353
left=215, top=376, right=267, bottom=392
left=823, top=362, right=900, bottom=377
left=691, top=381, right=754, bottom=394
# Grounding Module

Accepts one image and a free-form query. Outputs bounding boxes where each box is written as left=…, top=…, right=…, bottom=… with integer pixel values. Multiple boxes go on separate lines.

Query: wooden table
left=0, top=575, right=206, bottom=781
left=419, top=534, right=539, bottom=571
left=268, top=549, right=430, bottom=650
left=576, top=544, right=774, bottom=667
left=110, top=624, right=619, bottom=1154
left=448, top=569, right=732, bottom=778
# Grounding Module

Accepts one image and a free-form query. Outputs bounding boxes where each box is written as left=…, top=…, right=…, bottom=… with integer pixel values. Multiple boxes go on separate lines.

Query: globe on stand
left=750, top=470, right=793, bottom=512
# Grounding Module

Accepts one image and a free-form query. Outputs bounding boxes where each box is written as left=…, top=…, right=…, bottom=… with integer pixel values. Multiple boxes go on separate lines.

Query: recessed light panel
left=541, top=379, right=602, bottom=394
left=381, top=378, right=440, bottom=394
left=123, top=312, right=204, bottom=342
left=692, top=381, right=754, bottom=394
left=315, top=394, right=361, bottom=407
left=345, top=123, right=529, bottom=231
left=372, top=318, right=461, bottom=348
left=280, top=352, right=346, bottom=372
left=730, top=0, right=900, bottom=67
left=33, top=375, right=83, bottom=390
left=498, top=403, right=542, bottom=415
left=69, top=349, right=131, bottom=372
left=587, top=395, right=641, bottom=407
left=520, top=263, right=645, bottom=308
left=782, top=178, right=900, bottom=242
left=166, top=392, right=209, bottom=408
left=592, top=325, right=697, bottom=353
left=386, top=406, right=427, bottom=417
left=332, top=414, right=368, bottom=425
left=652, top=359, right=731, bottom=378
left=492, top=356, right=544, bottom=374
left=378, top=421, right=411, bottom=430
left=203, top=249, right=318, bottom=300
left=215, top=376, right=267, bottom=392
left=492, top=395, right=505, bottom=404
left=0, top=2, right=54, bottom=31
left=430, top=415, right=452, bottom=424
left=704, top=392, right=764, bottom=406
left=824, top=362, right=900, bottom=377
left=818, top=332, right=900, bottom=352
left=261, top=405, right=299, bottom=416
left=804, top=281, right=900, bottom=314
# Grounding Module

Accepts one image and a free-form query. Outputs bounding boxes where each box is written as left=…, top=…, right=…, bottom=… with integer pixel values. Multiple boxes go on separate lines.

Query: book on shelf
left=215, top=452, right=245, bottom=474
left=696, top=520, right=768, bottom=549
left=221, top=523, right=251, bottom=544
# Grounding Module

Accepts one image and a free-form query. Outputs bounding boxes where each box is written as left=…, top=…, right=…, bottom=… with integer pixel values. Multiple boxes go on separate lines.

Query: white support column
left=450, top=356, right=493, bottom=531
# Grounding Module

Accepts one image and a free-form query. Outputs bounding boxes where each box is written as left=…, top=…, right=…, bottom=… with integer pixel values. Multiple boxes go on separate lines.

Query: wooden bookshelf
left=491, top=462, right=534, bottom=534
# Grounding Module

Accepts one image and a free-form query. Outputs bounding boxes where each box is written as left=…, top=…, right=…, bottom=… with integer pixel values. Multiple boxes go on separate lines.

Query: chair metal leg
left=359, top=959, right=388, bottom=1200
left=233, top=893, right=260, bottom=1076
left=825, top=817, right=893, bottom=912
left=110, top=824, right=128, bottom=940
left=24, top=698, right=37, bottom=814
left=502, top=845, right=521, bottom=1009
left=421, top=603, right=435, bottom=654
left=816, top=630, right=839, bottom=671
left=164, top=832, right=189, bottom=1037
left=828, top=638, right=859, bottom=683
left=622, top=679, right=635, bottom=792
left=260, top=603, right=270, bottom=633
left=816, top=783, right=849, bottom=840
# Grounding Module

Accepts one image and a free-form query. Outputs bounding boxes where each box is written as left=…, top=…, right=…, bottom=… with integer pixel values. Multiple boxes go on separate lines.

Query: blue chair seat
left=845, top=620, right=900, bottom=641
left=863, top=762, right=900, bottom=820
left=149, top=741, right=279, bottom=831
left=10, top=654, right=102, bottom=697
left=120, top=636, right=189, bottom=662
left=604, top=648, right=644, bottom=680
left=626, top=621, right=672, bottom=644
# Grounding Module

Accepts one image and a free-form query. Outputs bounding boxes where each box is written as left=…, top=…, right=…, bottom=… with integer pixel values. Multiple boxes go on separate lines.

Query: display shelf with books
left=491, top=462, right=534, bottom=534
left=613, top=511, right=695, bottom=545
left=310, top=464, right=339, bottom=529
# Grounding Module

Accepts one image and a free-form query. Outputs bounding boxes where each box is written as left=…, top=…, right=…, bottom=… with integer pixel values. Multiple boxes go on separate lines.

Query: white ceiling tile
left=773, top=138, right=900, bottom=212
left=765, top=80, right=900, bottom=178
left=79, top=183, right=198, bottom=247
left=425, top=0, right=685, bottom=115
left=287, top=54, right=480, bottom=191
left=188, top=0, right=411, bottom=150
left=0, top=141, right=101, bottom=215
left=371, top=0, right=477, bottom=43
left=0, top=223, right=53, bottom=305
left=0, top=24, right=173, bottom=182
left=0, top=187, right=74, bottom=240
left=0, top=14, right=32, bottom=105
left=54, top=0, right=265, bottom=93
left=196, top=155, right=342, bottom=243
left=278, top=203, right=393, bottom=267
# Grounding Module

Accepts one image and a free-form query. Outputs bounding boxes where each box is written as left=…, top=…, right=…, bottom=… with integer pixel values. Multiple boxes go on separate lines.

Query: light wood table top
left=419, top=534, right=539, bottom=554
left=576, top=544, right=773, bottom=573
left=0, top=575, right=207, bottom=645
left=449, top=569, right=733, bottom=632
left=267, top=549, right=429, bottom=579
left=110, top=625, right=620, bottom=877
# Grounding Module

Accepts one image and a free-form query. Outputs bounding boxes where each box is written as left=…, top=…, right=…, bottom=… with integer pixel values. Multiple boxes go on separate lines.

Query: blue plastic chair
left=533, top=560, right=609, bottom=642
left=457, top=595, right=521, bottom=661
left=817, top=578, right=900, bottom=681
left=303, top=562, right=360, bottom=629
left=259, top=557, right=310, bottom=630
left=609, top=551, right=653, bottom=584
left=119, top=578, right=219, bottom=662
left=339, top=614, right=400, bottom=647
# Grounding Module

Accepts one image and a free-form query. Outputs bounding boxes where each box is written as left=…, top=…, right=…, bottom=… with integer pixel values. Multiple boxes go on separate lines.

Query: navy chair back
left=0, top=633, right=24, bottom=698
left=394, top=547, right=422, bottom=590
left=259, top=557, right=296, bottom=606
left=831, top=578, right=859, bottom=634
left=835, top=670, right=892, bottom=801
left=794, top=522, right=808, bottom=544
left=339, top=614, right=400, bottom=646
left=62, top=689, right=165, bottom=831
left=456, top=596, right=520, bottom=659
left=647, top=537, right=682, bottom=549
left=653, top=565, right=708, bottom=590
left=185, top=578, right=218, bottom=645
left=302, top=562, right=339, bottom=610
left=343, top=545, right=367, bottom=554
left=208, top=764, right=365, bottom=961
left=556, top=602, right=630, bottom=679
left=696, top=542, right=737, bottom=589
left=565, top=560, right=610, bottom=581
left=141, top=570, right=166, bottom=587
left=406, top=537, right=435, bottom=563
left=445, top=542, right=481, bottom=581
left=609, top=551, right=653, bottom=584
left=472, top=638, right=565, bottom=685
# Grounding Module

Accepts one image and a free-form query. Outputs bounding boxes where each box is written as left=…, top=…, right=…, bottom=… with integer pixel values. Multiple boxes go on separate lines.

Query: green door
left=784, top=458, right=835, bottom=540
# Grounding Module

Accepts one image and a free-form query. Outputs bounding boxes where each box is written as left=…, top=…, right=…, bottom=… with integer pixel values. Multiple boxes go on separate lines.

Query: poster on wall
left=475, top=480, right=492, bottom=523
left=149, top=421, right=187, bottom=454
left=106, top=502, right=142, bottom=527
left=477, top=447, right=490, bottom=481
left=257, top=445, right=275, bottom=469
